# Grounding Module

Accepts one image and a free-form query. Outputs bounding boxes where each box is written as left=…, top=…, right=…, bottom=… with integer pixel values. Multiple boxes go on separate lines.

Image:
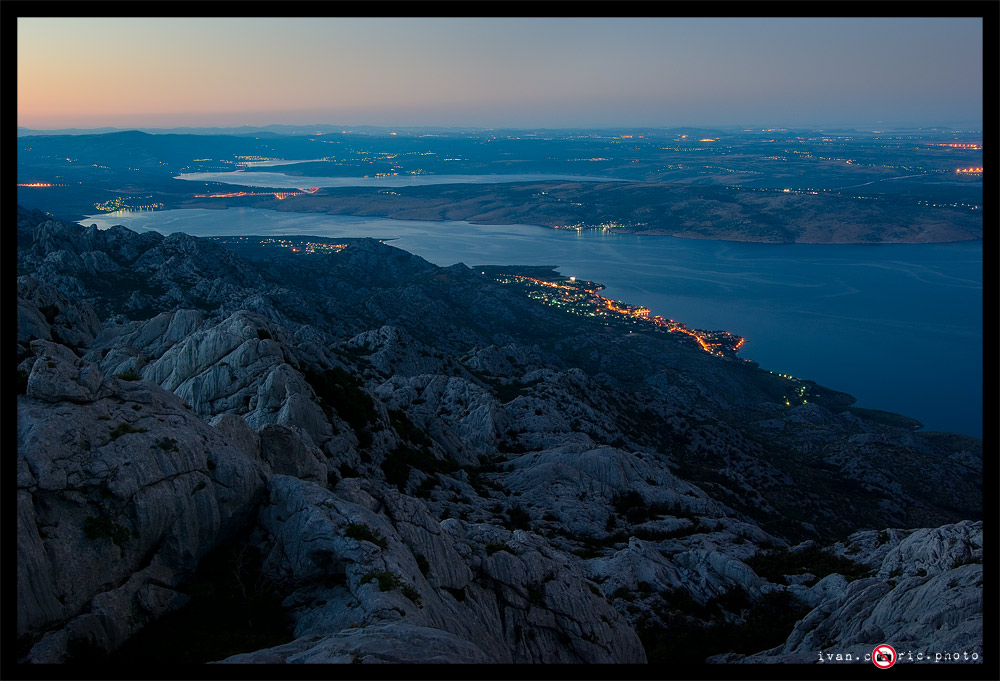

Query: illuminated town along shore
left=551, top=220, right=646, bottom=233
left=194, top=190, right=313, bottom=200
left=491, top=272, right=745, bottom=358
left=209, top=236, right=348, bottom=254
left=94, top=196, right=165, bottom=212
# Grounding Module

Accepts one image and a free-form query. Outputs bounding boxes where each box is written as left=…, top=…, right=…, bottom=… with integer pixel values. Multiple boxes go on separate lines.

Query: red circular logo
left=873, top=644, right=897, bottom=669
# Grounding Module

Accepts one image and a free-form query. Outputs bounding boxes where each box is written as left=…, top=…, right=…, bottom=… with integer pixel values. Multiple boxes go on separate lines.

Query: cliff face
left=16, top=206, right=982, bottom=665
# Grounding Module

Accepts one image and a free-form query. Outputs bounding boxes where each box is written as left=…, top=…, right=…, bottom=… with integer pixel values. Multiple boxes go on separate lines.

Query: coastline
left=78, top=200, right=985, bottom=246
left=170, top=197, right=982, bottom=246
left=71, top=205, right=983, bottom=438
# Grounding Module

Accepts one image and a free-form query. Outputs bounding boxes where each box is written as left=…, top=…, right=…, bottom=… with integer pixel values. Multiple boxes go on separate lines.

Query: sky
left=17, top=17, right=984, bottom=130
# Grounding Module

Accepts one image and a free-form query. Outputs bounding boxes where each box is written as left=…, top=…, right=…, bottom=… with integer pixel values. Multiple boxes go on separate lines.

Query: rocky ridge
left=16, top=206, right=982, bottom=665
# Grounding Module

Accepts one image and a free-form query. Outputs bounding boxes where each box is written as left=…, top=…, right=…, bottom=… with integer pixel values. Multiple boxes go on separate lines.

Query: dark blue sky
left=19, top=17, right=983, bottom=129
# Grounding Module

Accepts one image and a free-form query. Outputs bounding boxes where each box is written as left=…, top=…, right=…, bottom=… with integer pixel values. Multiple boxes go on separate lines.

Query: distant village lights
left=495, top=273, right=745, bottom=358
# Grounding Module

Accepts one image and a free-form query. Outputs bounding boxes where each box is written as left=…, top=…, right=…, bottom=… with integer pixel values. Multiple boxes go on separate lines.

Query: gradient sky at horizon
left=17, top=17, right=983, bottom=130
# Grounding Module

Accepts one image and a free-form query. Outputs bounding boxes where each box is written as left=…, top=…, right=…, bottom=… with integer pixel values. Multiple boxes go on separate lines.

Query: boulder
left=26, top=340, right=103, bottom=404
left=17, top=362, right=267, bottom=662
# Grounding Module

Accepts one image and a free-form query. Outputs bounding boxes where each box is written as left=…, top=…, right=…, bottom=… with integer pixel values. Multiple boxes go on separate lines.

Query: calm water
left=80, top=208, right=983, bottom=438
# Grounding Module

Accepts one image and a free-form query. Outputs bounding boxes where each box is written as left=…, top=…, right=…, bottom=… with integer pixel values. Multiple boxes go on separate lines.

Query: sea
left=79, top=206, right=983, bottom=439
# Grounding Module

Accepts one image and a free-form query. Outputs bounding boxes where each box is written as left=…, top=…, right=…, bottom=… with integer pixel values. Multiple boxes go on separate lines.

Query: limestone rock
left=17, top=275, right=101, bottom=348
left=259, top=424, right=327, bottom=484
left=216, top=622, right=494, bottom=664
left=737, top=521, right=983, bottom=664
left=374, top=373, right=506, bottom=464
left=26, top=340, right=104, bottom=404
left=17, top=364, right=267, bottom=662
left=248, top=475, right=645, bottom=663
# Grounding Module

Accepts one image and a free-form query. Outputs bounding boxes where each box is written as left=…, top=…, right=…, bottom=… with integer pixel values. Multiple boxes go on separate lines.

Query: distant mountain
left=19, top=123, right=981, bottom=138
left=17, top=124, right=496, bottom=137
left=18, top=126, right=127, bottom=136
left=18, top=125, right=328, bottom=136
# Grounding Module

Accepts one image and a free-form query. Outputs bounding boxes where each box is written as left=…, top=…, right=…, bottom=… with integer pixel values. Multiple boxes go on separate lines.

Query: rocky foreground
left=16, top=206, right=982, bottom=665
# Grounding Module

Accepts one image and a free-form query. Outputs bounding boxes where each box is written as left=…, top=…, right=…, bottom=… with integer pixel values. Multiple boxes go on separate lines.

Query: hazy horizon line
left=17, top=121, right=985, bottom=135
